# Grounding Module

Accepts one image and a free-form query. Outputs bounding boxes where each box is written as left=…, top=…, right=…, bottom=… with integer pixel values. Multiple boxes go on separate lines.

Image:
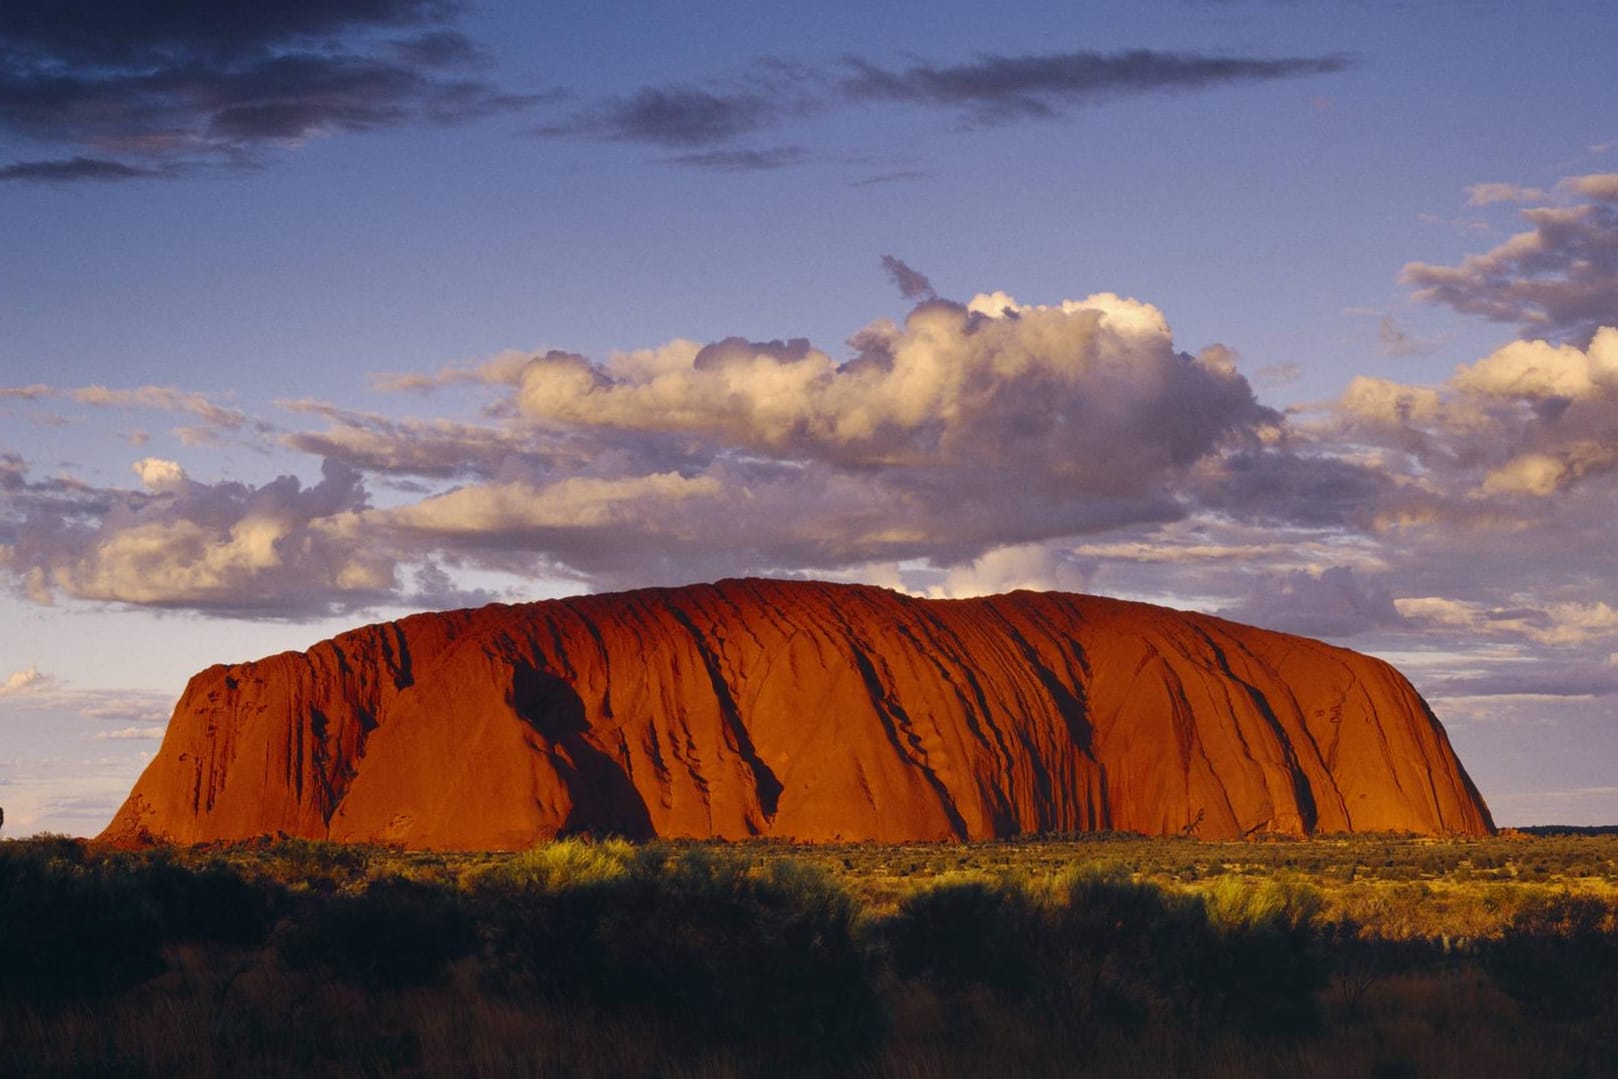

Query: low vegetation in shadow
left=3, top=831, right=1618, bottom=1077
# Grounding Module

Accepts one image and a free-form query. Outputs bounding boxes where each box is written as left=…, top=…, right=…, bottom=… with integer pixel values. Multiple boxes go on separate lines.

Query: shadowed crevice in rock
left=847, top=644, right=973, bottom=841
left=1189, top=626, right=1320, bottom=836
left=511, top=662, right=653, bottom=840
left=667, top=607, right=784, bottom=825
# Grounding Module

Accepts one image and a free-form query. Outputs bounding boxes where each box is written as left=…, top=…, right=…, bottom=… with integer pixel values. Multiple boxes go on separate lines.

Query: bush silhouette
left=0, top=838, right=165, bottom=1004
left=1194, top=878, right=1325, bottom=1037
left=882, top=867, right=1323, bottom=1039
left=885, top=875, right=1042, bottom=996
left=1033, top=868, right=1210, bottom=1031
left=1488, top=892, right=1618, bottom=1020
left=277, top=876, right=476, bottom=989
left=479, top=841, right=883, bottom=1059
left=140, top=853, right=280, bottom=948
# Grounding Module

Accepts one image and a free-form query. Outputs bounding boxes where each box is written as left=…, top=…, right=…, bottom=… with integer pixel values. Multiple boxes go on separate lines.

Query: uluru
left=101, top=579, right=1493, bottom=848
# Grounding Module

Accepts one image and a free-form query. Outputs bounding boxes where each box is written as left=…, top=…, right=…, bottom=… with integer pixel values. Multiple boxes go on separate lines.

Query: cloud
left=1221, top=566, right=1402, bottom=639
left=0, top=454, right=397, bottom=617
left=0, top=0, right=533, bottom=180
left=1397, top=596, right=1618, bottom=648
left=1327, top=327, right=1618, bottom=500
left=341, top=290, right=1265, bottom=586
left=370, top=349, right=535, bottom=393
left=0, top=156, right=169, bottom=183
left=8, top=285, right=1283, bottom=608
left=1189, top=446, right=1391, bottom=529
left=0, top=383, right=266, bottom=441
left=1564, top=173, right=1618, bottom=201
left=541, top=87, right=784, bottom=147
left=277, top=397, right=561, bottom=479
left=10, top=268, right=1616, bottom=681
left=1377, top=315, right=1442, bottom=357
left=1252, top=361, right=1299, bottom=388
left=513, top=292, right=1267, bottom=486
left=1465, top=182, right=1548, bottom=206
left=535, top=60, right=816, bottom=151
left=0, top=665, right=53, bottom=697
left=663, top=147, right=807, bottom=171
left=79, top=700, right=168, bottom=722
left=1404, top=177, right=1618, bottom=343
left=881, top=255, right=937, bottom=302
left=852, top=169, right=929, bottom=187
left=0, top=0, right=452, bottom=63
left=92, top=726, right=167, bottom=741
left=929, top=543, right=1092, bottom=599
left=840, top=49, right=1355, bottom=124
left=1428, top=662, right=1618, bottom=700
left=534, top=48, right=1352, bottom=166
left=132, top=457, right=187, bottom=491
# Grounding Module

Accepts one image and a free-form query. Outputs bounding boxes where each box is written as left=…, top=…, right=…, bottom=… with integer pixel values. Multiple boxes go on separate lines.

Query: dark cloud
left=534, top=48, right=1349, bottom=168
left=1429, top=663, right=1618, bottom=700
left=881, top=255, right=937, bottom=302
left=0, top=156, right=168, bottom=182
left=0, top=0, right=456, bottom=65
left=1377, top=315, right=1442, bottom=358
left=852, top=169, right=929, bottom=186
left=0, top=0, right=529, bottom=181
left=841, top=49, right=1355, bottom=124
left=662, top=146, right=806, bottom=171
left=1192, top=449, right=1389, bottom=528
left=554, top=87, right=779, bottom=147
left=1404, top=180, right=1618, bottom=344
left=1220, top=566, right=1403, bottom=639
left=389, top=28, right=481, bottom=68
left=277, top=397, right=577, bottom=480
left=534, top=56, right=817, bottom=154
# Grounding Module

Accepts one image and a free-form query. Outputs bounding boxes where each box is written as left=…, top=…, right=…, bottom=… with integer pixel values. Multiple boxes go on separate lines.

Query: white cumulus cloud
left=0, top=665, right=52, bottom=697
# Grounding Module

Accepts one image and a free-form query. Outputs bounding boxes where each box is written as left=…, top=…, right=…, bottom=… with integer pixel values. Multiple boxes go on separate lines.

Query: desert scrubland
left=4, top=831, right=1617, bottom=1078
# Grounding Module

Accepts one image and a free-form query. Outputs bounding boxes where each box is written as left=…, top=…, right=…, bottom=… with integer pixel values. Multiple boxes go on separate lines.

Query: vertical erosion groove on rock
left=102, top=579, right=1495, bottom=848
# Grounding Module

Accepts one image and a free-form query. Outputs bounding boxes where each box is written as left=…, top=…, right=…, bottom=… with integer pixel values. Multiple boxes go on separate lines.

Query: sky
left=3, top=0, right=1617, bottom=836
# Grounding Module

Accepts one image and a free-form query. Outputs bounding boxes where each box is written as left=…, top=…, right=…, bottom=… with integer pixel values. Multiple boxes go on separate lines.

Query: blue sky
left=3, top=0, right=1617, bottom=835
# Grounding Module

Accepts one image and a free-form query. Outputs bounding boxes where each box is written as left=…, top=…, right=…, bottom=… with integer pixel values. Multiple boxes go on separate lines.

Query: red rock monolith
left=101, top=579, right=1494, bottom=848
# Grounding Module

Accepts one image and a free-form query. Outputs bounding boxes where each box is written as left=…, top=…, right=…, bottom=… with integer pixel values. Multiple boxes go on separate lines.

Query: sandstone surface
left=102, top=579, right=1494, bottom=847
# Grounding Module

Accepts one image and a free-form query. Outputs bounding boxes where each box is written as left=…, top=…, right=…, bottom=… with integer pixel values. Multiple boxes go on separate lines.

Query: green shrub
left=250, top=838, right=382, bottom=891
left=478, top=836, right=636, bottom=892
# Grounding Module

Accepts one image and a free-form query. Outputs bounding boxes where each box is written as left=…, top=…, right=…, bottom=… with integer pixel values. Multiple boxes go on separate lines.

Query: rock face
left=102, top=579, right=1493, bottom=848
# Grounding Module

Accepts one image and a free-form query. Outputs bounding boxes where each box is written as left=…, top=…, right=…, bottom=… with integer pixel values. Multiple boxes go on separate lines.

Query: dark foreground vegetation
left=4, top=832, right=1618, bottom=1077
